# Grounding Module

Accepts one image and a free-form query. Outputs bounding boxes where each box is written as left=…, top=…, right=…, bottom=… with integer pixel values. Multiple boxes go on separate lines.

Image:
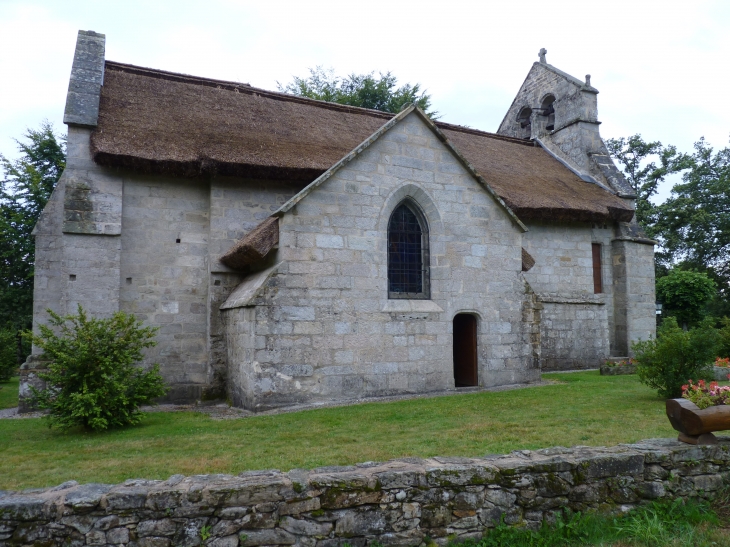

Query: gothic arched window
left=388, top=201, right=430, bottom=299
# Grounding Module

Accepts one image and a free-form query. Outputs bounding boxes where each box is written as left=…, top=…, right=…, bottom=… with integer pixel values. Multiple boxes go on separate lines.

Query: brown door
left=453, top=314, right=478, bottom=387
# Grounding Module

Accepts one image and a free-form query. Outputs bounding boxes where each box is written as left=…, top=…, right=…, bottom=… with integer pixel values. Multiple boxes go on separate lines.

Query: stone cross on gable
left=539, top=48, right=547, bottom=64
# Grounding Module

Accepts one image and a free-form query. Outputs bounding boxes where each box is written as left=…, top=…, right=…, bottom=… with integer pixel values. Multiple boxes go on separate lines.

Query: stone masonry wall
left=2, top=439, right=729, bottom=547
left=32, top=127, right=123, bottom=323
left=224, top=111, right=539, bottom=410
left=208, top=178, right=301, bottom=399
left=118, top=176, right=210, bottom=403
left=522, top=222, right=612, bottom=370
left=25, top=123, right=305, bottom=406
left=539, top=302, right=608, bottom=371
left=611, top=239, right=656, bottom=356
left=21, top=127, right=123, bottom=411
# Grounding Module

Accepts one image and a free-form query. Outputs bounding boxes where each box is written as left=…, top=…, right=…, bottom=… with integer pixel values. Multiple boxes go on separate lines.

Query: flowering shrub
left=682, top=378, right=730, bottom=409
left=604, top=358, right=635, bottom=368
left=715, top=357, right=730, bottom=368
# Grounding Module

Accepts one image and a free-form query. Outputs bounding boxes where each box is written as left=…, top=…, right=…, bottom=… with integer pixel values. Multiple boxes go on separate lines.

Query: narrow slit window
left=388, top=202, right=429, bottom=299
left=592, top=243, right=603, bottom=294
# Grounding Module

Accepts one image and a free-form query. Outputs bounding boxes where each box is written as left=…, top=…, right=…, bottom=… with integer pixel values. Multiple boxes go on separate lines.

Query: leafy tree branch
left=278, top=66, right=438, bottom=119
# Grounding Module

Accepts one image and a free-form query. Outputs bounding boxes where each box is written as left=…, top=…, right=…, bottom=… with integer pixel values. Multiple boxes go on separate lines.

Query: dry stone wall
left=2, top=439, right=729, bottom=547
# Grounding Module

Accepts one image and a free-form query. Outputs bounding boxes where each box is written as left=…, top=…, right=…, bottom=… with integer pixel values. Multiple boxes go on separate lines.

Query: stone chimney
left=63, top=30, right=106, bottom=127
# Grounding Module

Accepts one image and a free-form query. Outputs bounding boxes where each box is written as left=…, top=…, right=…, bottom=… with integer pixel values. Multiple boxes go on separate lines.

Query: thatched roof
left=220, top=216, right=278, bottom=270
left=442, top=127, right=634, bottom=223
left=522, top=248, right=536, bottom=272
left=91, top=61, right=633, bottom=223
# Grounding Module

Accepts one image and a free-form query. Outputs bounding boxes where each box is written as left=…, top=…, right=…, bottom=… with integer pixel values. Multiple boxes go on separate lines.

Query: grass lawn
left=0, top=376, right=18, bottom=409
left=0, top=371, right=678, bottom=490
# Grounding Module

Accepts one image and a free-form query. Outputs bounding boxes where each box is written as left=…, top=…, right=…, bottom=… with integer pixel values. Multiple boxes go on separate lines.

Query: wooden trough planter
left=666, top=398, right=730, bottom=445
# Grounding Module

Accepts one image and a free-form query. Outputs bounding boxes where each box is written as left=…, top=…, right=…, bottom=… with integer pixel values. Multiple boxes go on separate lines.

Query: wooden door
left=453, top=314, right=478, bottom=387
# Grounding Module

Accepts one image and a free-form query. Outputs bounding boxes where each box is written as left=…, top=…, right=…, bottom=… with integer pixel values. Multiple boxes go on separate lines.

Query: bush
left=633, top=316, right=719, bottom=398
left=28, top=305, right=167, bottom=431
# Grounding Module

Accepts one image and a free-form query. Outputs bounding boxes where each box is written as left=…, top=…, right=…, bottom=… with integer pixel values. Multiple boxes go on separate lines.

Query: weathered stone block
left=106, top=526, right=130, bottom=544
left=104, top=487, right=150, bottom=510
left=584, top=454, right=644, bottom=479
left=61, top=515, right=96, bottom=534
left=335, top=509, right=388, bottom=536
left=241, top=529, right=296, bottom=546
left=279, top=497, right=320, bottom=516
left=209, top=535, right=240, bottom=547
left=280, top=516, right=333, bottom=536
left=137, top=519, right=178, bottom=537
left=137, top=537, right=172, bottom=547
left=0, top=495, right=46, bottom=521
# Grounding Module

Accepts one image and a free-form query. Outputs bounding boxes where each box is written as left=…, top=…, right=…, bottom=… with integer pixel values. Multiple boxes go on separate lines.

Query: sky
left=1, top=0, right=729, bottom=202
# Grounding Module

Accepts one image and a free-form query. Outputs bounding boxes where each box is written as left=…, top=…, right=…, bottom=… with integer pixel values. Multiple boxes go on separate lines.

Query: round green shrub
left=633, top=317, right=719, bottom=399
left=28, top=305, right=167, bottom=431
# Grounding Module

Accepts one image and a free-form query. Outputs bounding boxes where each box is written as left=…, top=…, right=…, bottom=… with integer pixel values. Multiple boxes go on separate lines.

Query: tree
left=656, top=269, right=717, bottom=328
left=278, top=66, right=438, bottom=119
left=0, top=121, right=65, bottom=366
left=605, top=134, right=689, bottom=234
left=654, top=138, right=730, bottom=277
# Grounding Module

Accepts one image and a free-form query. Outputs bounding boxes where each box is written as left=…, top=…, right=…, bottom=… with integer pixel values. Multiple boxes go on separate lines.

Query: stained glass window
left=388, top=202, right=429, bottom=298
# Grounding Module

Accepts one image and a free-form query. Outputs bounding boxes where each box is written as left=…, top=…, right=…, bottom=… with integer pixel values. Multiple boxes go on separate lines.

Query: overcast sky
left=1, top=0, right=728, bottom=202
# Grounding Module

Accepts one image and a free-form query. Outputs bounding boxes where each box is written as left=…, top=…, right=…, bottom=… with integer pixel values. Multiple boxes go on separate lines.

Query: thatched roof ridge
left=91, top=61, right=634, bottom=223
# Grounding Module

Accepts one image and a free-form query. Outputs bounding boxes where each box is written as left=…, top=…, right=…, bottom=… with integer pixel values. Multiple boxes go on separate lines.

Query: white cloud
left=1, top=0, right=728, bottom=199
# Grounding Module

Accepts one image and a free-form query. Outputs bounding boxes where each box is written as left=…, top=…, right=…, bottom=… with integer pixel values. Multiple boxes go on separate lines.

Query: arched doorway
left=453, top=314, right=478, bottom=387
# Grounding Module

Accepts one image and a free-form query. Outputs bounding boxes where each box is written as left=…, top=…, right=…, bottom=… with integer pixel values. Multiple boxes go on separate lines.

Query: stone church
left=20, top=32, right=656, bottom=411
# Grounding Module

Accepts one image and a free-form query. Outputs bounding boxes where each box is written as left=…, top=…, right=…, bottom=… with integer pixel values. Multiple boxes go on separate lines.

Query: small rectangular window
left=592, top=243, right=603, bottom=294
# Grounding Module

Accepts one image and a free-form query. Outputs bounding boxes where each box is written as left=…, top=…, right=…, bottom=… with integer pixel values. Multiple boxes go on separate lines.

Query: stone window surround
left=379, top=184, right=443, bottom=303
left=387, top=198, right=430, bottom=300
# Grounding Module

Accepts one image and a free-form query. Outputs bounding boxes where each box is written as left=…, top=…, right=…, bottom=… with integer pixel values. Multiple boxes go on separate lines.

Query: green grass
left=456, top=497, right=730, bottom=546
left=0, top=372, right=679, bottom=490
left=0, top=376, right=18, bottom=409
